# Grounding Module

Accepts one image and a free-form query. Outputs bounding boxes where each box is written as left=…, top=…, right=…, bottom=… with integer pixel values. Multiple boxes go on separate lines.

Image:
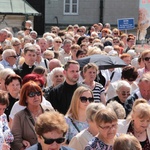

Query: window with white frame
left=64, top=0, right=78, bottom=15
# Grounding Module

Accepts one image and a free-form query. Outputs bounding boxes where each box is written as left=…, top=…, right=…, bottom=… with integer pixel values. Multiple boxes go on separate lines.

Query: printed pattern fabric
left=0, top=114, right=14, bottom=149
left=85, top=137, right=112, bottom=150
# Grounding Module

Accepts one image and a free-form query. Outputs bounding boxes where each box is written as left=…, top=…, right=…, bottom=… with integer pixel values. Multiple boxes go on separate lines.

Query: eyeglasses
left=99, top=123, right=118, bottom=131
left=55, top=41, right=62, bottom=43
left=28, top=91, right=41, bottom=97
left=80, top=96, right=94, bottom=103
left=13, top=43, right=21, bottom=46
left=121, top=92, right=130, bottom=96
left=144, top=57, right=150, bottom=61
left=41, top=135, right=65, bottom=144
left=9, top=55, right=17, bottom=58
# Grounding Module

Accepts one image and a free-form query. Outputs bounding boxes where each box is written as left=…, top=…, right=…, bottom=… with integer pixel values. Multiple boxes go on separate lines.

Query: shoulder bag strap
left=68, top=117, right=80, bottom=132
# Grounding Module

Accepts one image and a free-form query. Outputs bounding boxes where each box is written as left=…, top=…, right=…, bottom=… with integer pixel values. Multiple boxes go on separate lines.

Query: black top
left=47, top=81, right=81, bottom=115
left=14, top=62, right=36, bottom=79
left=5, top=93, right=19, bottom=121
left=107, top=96, right=124, bottom=107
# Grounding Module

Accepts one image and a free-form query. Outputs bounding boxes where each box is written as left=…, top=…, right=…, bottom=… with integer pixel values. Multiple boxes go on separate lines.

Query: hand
left=22, top=140, right=31, bottom=148
left=2, top=143, right=10, bottom=150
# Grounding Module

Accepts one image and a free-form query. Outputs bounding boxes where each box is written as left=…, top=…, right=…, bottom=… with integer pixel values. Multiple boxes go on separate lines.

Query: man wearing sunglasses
left=26, top=111, right=73, bottom=150
left=0, top=49, right=17, bottom=69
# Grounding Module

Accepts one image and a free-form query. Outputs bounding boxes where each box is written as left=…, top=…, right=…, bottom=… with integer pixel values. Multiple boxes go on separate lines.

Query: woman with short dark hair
left=11, top=81, right=53, bottom=150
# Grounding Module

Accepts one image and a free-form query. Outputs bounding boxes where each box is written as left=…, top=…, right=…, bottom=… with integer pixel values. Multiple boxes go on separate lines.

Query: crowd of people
left=0, top=20, right=149, bottom=150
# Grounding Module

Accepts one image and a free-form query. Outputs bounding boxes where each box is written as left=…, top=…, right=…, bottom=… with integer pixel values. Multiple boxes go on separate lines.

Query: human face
left=139, top=81, right=150, bottom=100
left=24, top=51, right=37, bottom=66
left=52, top=71, right=65, bottom=87
left=132, top=112, right=150, bottom=133
left=6, top=55, right=17, bottom=66
left=63, top=43, right=72, bottom=54
left=6, top=79, right=21, bottom=95
left=0, top=32, right=8, bottom=42
left=64, top=64, right=79, bottom=85
left=35, top=45, right=41, bottom=55
left=122, top=57, right=131, bottom=65
left=0, top=104, right=7, bottom=116
left=79, top=91, right=93, bottom=110
left=116, top=86, right=130, bottom=103
left=39, top=130, right=64, bottom=150
left=38, top=39, right=48, bottom=53
left=13, top=43, right=21, bottom=51
left=26, top=90, right=42, bottom=107
left=143, top=53, right=150, bottom=68
left=98, top=121, right=117, bottom=141
left=127, top=39, right=135, bottom=48
left=83, top=67, right=97, bottom=82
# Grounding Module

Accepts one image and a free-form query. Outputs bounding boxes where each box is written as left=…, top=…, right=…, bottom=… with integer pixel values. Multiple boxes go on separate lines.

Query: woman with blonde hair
left=65, top=86, right=94, bottom=144
left=118, top=98, right=150, bottom=150
left=113, top=134, right=142, bottom=150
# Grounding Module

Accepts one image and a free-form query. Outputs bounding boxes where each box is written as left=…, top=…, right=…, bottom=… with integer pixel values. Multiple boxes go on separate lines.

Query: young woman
left=65, top=86, right=94, bottom=144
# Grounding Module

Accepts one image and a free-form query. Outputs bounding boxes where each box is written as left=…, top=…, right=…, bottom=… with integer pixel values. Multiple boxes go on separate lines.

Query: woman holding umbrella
left=82, top=63, right=106, bottom=104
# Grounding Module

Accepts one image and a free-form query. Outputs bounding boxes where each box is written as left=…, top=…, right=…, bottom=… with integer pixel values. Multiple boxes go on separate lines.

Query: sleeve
left=2, top=114, right=14, bottom=144
left=11, top=112, right=24, bottom=150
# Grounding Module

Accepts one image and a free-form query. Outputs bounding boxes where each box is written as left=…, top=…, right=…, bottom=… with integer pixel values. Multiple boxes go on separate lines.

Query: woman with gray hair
left=69, top=103, right=105, bottom=150
left=107, top=80, right=131, bottom=107
left=44, top=67, right=65, bottom=99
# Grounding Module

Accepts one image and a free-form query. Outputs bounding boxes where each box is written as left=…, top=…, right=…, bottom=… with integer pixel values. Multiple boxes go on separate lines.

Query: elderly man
left=124, top=72, right=150, bottom=116
left=0, top=49, right=17, bottom=69
left=0, top=29, right=8, bottom=43
left=59, top=39, right=72, bottom=65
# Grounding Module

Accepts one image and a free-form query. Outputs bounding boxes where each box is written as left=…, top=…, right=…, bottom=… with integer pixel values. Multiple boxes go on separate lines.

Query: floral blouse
left=65, top=116, right=88, bottom=143
left=0, top=113, right=14, bottom=149
left=84, top=137, right=113, bottom=150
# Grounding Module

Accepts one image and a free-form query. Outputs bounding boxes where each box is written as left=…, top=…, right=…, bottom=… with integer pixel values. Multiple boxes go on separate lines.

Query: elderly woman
left=26, top=111, right=73, bottom=150
left=44, top=67, right=65, bottom=99
left=0, top=90, right=14, bottom=150
left=69, top=103, right=105, bottom=150
left=117, top=99, right=150, bottom=150
left=113, top=134, right=142, bottom=150
left=107, top=80, right=131, bottom=107
left=85, top=108, right=118, bottom=150
left=9, top=74, right=52, bottom=124
left=65, top=86, right=94, bottom=144
left=82, top=63, right=106, bottom=104
left=0, top=68, right=15, bottom=91
left=4, top=74, right=22, bottom=122
left=11, top=81, right=53, bottom=150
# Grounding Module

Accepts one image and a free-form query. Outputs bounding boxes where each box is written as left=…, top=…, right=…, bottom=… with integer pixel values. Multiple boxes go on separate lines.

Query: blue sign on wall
left=117, top=18, right=135, bottom=30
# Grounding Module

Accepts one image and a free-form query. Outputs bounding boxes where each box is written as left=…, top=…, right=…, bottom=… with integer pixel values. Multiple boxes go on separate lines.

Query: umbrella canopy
left=77, top=54, right=127, bottom=70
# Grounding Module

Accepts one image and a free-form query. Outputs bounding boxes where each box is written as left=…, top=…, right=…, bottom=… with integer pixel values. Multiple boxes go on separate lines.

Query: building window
left=64, top=0, right=78, bottom=15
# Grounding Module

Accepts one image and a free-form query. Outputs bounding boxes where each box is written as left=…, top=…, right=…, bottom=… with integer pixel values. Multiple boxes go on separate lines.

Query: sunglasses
left=80, top=96, right=94, bottom=103
left=55, top=41, right=62, bottom=43
left=144, top=57, right=150, bottom=61
left=28, top=91, right=41, bottom=97
left=41, top=135, right=65, bottom=144
left=9, top=55, right=17, bottom=58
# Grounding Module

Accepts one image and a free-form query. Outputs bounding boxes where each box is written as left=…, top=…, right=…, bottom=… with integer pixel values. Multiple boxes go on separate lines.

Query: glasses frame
left=144, top=57, right=150, bottom=61
left=99, top=123, right=118, bottom=131
left=28, top=91, right=41, bottom=97
left=9, top=55, right=18, bottom=58
left=41, top=135, right=65, bottom=145
left=80, top=96, right=94, bottom=103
